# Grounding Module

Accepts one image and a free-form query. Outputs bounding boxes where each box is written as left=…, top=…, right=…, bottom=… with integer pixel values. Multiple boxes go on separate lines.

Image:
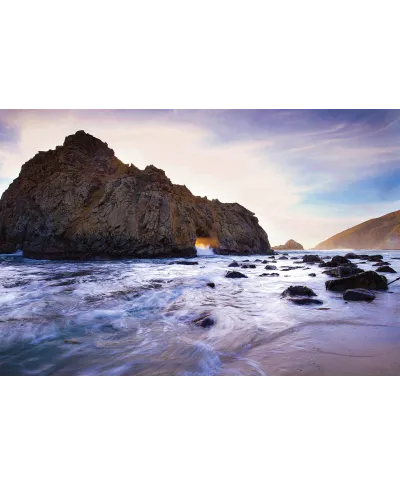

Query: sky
left=0, top=109, right=399, bottom=249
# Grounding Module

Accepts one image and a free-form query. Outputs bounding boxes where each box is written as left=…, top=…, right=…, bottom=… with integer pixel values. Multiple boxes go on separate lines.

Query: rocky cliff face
left=272, top=239, right=304, bottom=250
left=315, top=210, right=400, bottom=250
left=0, top=131, right=272, bottom=259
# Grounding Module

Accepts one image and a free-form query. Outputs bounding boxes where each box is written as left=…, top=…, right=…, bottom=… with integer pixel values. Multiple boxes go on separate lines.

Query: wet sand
left=234, top=321, right=400, bottom=376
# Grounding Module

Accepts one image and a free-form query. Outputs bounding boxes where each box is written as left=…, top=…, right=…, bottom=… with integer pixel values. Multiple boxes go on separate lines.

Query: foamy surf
left=0, top=249, right=399, bottom=375
left=196, top=245, right=215, bottom=256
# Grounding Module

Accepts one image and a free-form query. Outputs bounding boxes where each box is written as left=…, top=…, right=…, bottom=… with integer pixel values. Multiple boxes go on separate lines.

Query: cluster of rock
left=0, top=131, right=272, bottom=259
left=218, top=252, right=396, bottom=308
left=170, top=251, right=397, bottom=328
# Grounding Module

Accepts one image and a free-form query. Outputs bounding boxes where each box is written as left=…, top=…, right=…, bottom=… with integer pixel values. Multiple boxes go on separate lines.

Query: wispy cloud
left=0, top=109, right=399, bottom=248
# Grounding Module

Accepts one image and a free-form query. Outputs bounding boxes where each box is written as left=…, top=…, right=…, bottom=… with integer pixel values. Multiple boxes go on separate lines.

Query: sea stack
left=0, top=131, right=272, bottom=259
left=272, top=239, right=304, bottom=250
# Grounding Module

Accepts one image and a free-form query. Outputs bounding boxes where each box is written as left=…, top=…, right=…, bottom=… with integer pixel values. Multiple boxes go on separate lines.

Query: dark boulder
left=281, top=286, right=317, bottom=298
left=308, top=273, right=316, bottom=277
left=319, top=261, right=339, bottom=268
left=288, top=298, right=323, bottom=305
left=264, top=265, right=277, bottom=270
left=331, top=255, right=350, bottom=265
left=228, top=261, right=240, bottom=268
left=376, top=266, right=397, bottom=273
left=323, top=264, right=363, bottom=278
left=345, top=252, right=360, bottom=259
left=366, top=255, right=384, bottom=262
left=303, top=255, right=322, bottom=263
left=325, top=270, right=388, bottom=291
left=278, top=256, right=289, bottom=260
left=373, top=261, right=390, bottom=266
left=206, top=282, right=215, bottom=288
left=259, top=272, right=279, bottom=277
left=343, top=289, right=375, bottom=302
left=193, top=314, right=216, bottom=328
left=241, top=264, right=256, bottom=269
left=225, top=271, right=248, bottom=279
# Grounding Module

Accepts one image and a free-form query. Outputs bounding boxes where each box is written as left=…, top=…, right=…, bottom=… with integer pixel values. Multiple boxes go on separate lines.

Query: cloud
left=0, top=109, right=399, bottom=248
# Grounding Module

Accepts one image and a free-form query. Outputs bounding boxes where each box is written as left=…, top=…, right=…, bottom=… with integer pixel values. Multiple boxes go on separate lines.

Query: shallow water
left=0, top=250, right=399, bottom=375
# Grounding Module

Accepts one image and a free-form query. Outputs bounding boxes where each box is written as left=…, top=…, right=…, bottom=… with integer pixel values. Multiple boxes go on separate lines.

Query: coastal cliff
left=0, top=131, right=272, bottom=259
left=315, top=210, right=400, bottom=250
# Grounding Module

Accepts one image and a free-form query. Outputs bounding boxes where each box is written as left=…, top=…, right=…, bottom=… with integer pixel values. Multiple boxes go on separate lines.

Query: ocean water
left=0, top=249, right=399, bottom=375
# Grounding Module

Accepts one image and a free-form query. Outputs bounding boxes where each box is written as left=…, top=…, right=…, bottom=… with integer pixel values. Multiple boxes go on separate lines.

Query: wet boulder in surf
left=345, top=252, right=360, bottom=259
left=281, top=286, right=317, bottom=298
left=323, top=264, right=363, bottom=278
left=343, top=289, right=375, bottom=302
left=225, top=271, right=248, bottom=279
left=331, top=255, right=350, bottom=265
left=376, top=265, right=396, bottom=273
left=281, top=286, right=322, bottom=305
left=325, top=270, right=388, bottom=292
left=319, top=261, right=339, bottom=268
left=302, top=255, right=322, bottom=263
left=366, top=255, right=384, bottom=262
left=289, top=298, right=323, bottom=305
left=193, top=314, right=216, bottom=328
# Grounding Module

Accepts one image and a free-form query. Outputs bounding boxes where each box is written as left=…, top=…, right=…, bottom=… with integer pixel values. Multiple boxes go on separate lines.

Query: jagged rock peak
left=62, top=130, right=114, bottom=157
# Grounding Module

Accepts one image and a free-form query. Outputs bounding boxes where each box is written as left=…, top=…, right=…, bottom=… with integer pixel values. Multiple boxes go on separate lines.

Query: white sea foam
left=196, top=245, right=215, bottom=256
left=0, top=249, right=399, bottom=375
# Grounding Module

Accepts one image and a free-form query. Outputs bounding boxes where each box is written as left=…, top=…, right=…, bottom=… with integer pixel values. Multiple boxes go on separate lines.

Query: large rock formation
left=272, top=239, right=304, bottom=250
left=315, top=210, right=400, bottom=250
left=0, top=131, right=272, bottom=259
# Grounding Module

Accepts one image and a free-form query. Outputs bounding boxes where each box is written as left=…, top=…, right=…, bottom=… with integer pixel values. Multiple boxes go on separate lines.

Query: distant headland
left=315, top=210, right=400, bottom=250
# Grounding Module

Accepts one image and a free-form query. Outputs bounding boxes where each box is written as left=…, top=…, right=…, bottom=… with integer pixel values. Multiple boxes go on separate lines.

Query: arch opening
left=195, top=237, right=219, bottom=249
left=195, top=229, right=219, bottom=256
